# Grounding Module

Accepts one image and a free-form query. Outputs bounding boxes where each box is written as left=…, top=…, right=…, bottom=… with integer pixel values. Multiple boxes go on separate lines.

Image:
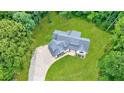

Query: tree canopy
left=98, top=51, right=124, bottom=80
left=0, top=19, right=32, bottom=80
left=0, top=11, right=48, bottom=80
left=13, top=12, right=35, bottom=31
left=98, top=14, right=124, bottom=81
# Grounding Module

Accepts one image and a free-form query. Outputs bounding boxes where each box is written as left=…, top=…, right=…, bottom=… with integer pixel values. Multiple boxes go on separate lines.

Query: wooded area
left=0, top=11, right=47, bottom=80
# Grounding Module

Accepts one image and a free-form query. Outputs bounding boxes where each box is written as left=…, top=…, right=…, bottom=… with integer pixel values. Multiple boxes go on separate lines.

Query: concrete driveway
left=28, top=45, right=75, bottom=81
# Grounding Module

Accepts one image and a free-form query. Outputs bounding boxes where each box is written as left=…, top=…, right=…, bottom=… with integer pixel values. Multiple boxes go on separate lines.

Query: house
left=48, top=30, right=90, bottom=58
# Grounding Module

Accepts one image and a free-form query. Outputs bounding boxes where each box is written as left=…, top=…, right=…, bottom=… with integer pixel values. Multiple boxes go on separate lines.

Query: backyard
left=31, top=12, right=111, bottom=80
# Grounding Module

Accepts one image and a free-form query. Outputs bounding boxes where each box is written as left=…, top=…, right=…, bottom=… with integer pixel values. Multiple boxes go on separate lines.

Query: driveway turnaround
left=28, top=45, right=75, bottom=81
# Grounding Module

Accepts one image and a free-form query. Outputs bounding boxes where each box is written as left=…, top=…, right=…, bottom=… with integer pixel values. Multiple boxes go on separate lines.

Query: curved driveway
left=28, top=45, right=75, bottom=81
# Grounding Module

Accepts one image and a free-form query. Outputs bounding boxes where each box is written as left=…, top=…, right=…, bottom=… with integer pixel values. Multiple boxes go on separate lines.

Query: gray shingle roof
left=48, top=39, right=68, bottom=57
left=48, top=30, right=90, bottom=57
left=69, top=30, right=81, bottom=37
left=80, top=38, right=90, bottom=52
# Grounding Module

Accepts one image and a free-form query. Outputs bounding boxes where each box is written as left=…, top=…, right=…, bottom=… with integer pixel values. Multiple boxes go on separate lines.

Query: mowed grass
left=32, top=12, right=111, bottom=80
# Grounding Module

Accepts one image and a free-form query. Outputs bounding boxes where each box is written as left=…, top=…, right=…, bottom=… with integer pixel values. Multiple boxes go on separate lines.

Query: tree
left=0, top=11, right=47, bottom=80
left=0, top=19, right=32, bottom=80
left=114, top=16, right=124, bottom=32
left=13, top=12, right=35, bottom=31
left=0, top=11, right=14, bottom=20
left=0, top=65, right=4, bottom=80
left=87, top=12, right=98, bottom=22
left=59, top=11, right=73, bottom=19
left=112, top=16, right=124, bottom=51
left=98, top=51, right=124, bottom=80
left=58, top=11, right=120, bottom=31
left=26, top=11, right=48, bottom=23
left=98, top=14, right=124, bottom=81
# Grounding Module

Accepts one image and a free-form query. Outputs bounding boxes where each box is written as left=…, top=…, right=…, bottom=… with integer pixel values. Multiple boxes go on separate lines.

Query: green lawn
left=31, top=12, right=111, bottom=80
